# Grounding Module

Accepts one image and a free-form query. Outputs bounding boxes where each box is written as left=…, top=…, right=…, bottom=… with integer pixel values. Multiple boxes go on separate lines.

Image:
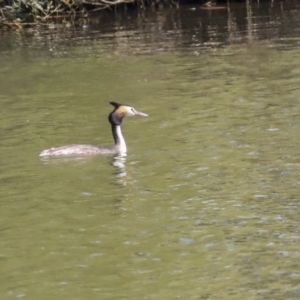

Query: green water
left=1, top=2, right=300, bottom=299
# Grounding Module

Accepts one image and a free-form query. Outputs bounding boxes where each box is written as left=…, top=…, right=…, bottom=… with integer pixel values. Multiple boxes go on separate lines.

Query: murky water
left=1, top=1, right=300, bottom=299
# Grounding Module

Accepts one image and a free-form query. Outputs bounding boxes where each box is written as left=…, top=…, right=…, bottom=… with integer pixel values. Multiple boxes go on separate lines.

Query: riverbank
left=1, top=0, right=169, bottom=28
left=0, top=0, right=277, bottom=28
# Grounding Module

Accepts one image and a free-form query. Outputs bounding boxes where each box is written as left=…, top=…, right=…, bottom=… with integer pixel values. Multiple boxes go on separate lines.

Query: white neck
left=115, top=125, right=127, bottom=153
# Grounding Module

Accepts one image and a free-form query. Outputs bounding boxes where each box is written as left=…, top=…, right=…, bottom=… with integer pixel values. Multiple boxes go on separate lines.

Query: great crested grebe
left=39, top=102, right=148, bottom=157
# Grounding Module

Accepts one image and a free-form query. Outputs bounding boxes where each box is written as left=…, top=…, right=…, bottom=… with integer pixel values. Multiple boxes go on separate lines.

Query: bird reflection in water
left=111, top=154, right=138, bottom=187
left=40, top=153, right=132, bottom=186
left=112, top=154, right=127, bottom=178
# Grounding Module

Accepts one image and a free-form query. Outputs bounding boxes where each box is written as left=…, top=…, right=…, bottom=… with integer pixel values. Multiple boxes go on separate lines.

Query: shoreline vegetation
left=0, top=0, right=277, bottom=28
left=2, top=0, right=175, bottom=28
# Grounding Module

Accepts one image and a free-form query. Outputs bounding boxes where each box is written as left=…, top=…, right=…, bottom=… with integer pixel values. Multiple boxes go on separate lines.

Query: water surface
left=1, top=1, right=300, bottom=299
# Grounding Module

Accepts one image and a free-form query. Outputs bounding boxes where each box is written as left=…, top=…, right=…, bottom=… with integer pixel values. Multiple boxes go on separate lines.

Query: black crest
left=109, top=101, right=122, bottom=108
left=109, top=101, right=130, bottom=108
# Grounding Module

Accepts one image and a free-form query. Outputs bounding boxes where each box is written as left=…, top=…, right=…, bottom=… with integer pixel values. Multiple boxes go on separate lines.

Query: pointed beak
left=135, top=111, right=148, bottom=117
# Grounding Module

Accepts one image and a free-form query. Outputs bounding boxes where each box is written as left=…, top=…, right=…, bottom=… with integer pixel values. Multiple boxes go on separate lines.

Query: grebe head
left=108, top=102, right=148, bottom=125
